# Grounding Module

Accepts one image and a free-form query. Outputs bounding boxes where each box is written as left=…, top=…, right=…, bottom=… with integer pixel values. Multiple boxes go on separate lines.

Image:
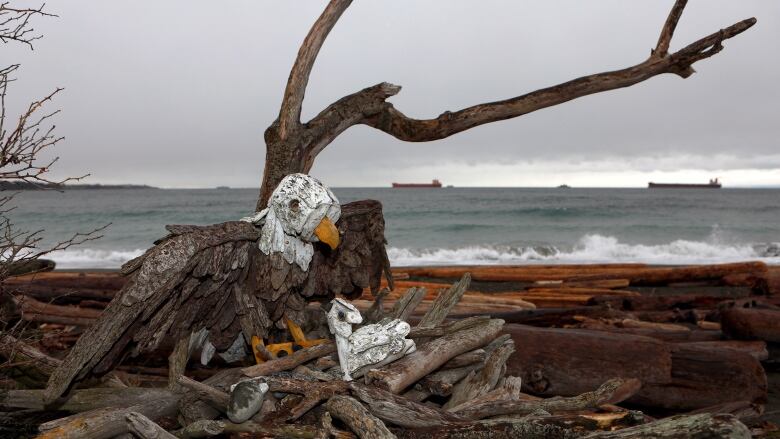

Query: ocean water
left=7, top=187, right=780, bottom=268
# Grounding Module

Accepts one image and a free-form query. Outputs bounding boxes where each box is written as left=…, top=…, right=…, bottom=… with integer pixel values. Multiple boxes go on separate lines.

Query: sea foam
left=49, top=248, right=146, bottom=269
left=48, top=234, right=779, bottom=268
left=388, top=234, right=779, bottom=266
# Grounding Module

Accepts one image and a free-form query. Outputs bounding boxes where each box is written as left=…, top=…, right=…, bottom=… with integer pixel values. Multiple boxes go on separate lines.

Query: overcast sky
left=4, top=1, right=779, bottom=188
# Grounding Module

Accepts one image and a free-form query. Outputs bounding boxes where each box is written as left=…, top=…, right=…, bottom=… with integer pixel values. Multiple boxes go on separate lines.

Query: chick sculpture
left=327, top=298, right=416, bottom=381
left=44, top=174, right=392, bottom=403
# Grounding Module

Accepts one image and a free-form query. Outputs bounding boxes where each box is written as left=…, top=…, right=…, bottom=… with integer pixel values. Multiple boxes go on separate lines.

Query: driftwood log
left=504, top=325, right=671, bottom=396
left=0, top=333, right=61, bottom=385
left=583, top=413, right=751, bottom=439
left=367, top=319, right=504, bottom=393
left=721, top=307, right=780, bottom=343
left=325, top=395, right=396, bottom=439
left=1, top=387, right=176, bottom=413
left=451, top=378, right=641, bottom=421
left=633, top=343, right=767, bottom=411
left=503, top=324, right=767, bottom=410
left=33, top=395, right=179, bottom=439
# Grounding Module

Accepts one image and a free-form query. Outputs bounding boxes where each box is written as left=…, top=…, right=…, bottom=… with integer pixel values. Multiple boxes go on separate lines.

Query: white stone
left=228, top=378, right=270, bottom=423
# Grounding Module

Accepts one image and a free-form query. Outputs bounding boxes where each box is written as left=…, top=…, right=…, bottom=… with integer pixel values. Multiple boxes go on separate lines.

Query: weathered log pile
left=1, top=263, right=778, bottom=437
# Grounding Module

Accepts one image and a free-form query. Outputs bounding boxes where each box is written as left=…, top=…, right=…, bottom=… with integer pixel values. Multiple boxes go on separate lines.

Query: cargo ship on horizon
left=648, top=178, right=722, bottom=189
left=392, top=179, right=443, bottom=188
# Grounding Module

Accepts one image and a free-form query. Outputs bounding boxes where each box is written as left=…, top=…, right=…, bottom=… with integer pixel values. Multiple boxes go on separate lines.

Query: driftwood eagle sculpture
left=44, top=174, right=392, bottom=403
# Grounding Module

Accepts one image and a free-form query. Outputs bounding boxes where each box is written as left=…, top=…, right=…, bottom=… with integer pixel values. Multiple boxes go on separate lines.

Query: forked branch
left=360, top=16, right=755, bottom=142
left=259, top=1, right=756, bottom=207
left=277, top=0, right=352, bottom=140
left=0, top=2, right=55, bottom=49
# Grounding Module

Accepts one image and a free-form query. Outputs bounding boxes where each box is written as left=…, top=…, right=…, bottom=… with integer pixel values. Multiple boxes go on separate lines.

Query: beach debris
left=242, top=173, right=341, bottom=271
left=2, top=269, right=773, bottom=438
left=328, top=298, right=416, bottom=381
left=227, top=378, right=270, bottom=423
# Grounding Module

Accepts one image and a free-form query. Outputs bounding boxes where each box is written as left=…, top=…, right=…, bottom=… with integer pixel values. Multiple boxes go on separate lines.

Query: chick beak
left=314, top=217, right=340, bottom=250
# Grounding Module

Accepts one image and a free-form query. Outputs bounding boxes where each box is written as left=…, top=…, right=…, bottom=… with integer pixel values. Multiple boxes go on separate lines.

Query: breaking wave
left=388, top=234, right=780, bottom=266
left=45, top=234, right=780, bottom=268
left=48, top=248, right=146, bottom=269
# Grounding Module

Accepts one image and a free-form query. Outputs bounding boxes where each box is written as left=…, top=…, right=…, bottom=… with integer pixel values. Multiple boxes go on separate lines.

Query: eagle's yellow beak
left=314, top=216, right=340, bottom=250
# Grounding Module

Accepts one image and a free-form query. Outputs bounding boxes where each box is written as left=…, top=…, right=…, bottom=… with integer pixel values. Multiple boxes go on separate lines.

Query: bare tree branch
left=0, top=66, right=87, bottom=187
left=654, top=0, right=688, bottom=57
left=302, top=82, right=401, bottom=170
left=359, top=16, right=755, bottom=143
left=0, top=193, right=108, bottom=281
left=0, top=2, right=55, bottom=49
left=277, top=0, right=353, bottom=140
left=256, top=1, right=757, bottom=209
left=0, top=2, right=103, bottom=285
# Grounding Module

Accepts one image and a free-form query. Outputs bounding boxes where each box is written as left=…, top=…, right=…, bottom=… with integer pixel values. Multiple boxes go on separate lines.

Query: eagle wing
left=44, top=221, right=265, bottom=402
left=302, top=199, right=393, bottom=302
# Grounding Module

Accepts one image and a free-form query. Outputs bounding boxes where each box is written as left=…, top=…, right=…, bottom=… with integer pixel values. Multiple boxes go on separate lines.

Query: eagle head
left=242, top=173, right=340, bottom=271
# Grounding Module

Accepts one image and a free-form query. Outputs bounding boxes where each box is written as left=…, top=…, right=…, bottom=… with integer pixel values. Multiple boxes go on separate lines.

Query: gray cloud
left=4, top=0, right=779, bottom=188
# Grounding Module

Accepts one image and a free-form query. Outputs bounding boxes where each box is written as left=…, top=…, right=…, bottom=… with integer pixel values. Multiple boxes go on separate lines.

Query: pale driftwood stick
left=0, top=387, right=175, bottom=412
left=167, top=336, right=189, bottom=391
left=242, top=341, right=334, bottom=377
left=175, top=375, right=229, bottom=411
left=452, top=378, right=641, bottom=421
left=35, top=395, right=179, bottom=439
left=418, top=364, right=481, bottom=397
left=389, top=287, right=426, bottom=321
left=440, top=348, right=486, bottom=370
left=264, top=376, right=349, bottom=420
left=351, top=383, right=466, bottom=429
left=367, top=319, right=504, bottom=394
left=326, top=395, right=397, bottom=439
left=294, top=364, right=335, bottom=381
left=417, top=273, right=471, bottom=328
left=0, top=332, right=61, bottom=378
left=445, top=339, right=515, bottom=409
left=450, top=376, right=525, bottom=415
left=483, top=334, right=512, bottom=353
left=12, top=294, right=104, bottom=318
left=584, top=413, right=750, bottom=439
left=409, top=315, right=491, bottom=339
left=125, top=412, right=177, bottom=439
left=254, top=341, right=277, bottom=362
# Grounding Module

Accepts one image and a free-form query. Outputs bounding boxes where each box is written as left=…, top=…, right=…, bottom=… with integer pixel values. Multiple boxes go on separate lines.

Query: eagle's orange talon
left=251, top=319, right=326, bottom=364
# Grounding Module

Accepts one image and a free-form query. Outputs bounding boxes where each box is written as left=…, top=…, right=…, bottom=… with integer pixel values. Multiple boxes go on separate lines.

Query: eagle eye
left=288, top=199, right=300, bottom=212
left=337, top=310, right=346, bottom=321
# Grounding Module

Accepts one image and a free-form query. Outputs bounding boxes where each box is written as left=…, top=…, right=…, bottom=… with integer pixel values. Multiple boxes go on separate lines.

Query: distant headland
left=0, top=182, right=158, bottom=190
